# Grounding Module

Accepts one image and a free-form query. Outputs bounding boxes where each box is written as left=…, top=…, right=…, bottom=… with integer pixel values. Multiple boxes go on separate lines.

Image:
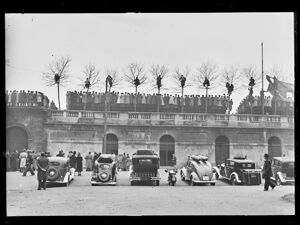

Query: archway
left=268, top=136, right=282, bottom=159
left=6, top=126, right=28, bottom=153
left=215, top=136, right=230, bottom=165
left=103, top=134, right=118, bottom=155
left=159, top=135, right=175, bottom=166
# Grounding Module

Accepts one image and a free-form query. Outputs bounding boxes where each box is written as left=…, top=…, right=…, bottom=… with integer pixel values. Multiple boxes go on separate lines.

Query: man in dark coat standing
left=37, top=152, right=49, bottom=190
left=262, top=153, right=276, bottom=191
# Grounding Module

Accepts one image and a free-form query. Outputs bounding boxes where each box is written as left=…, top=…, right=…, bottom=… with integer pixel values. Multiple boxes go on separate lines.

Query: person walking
left=23, top=151, right=35, bottom=176
left=262, top=153, right=276, bottom=191
left=69, top=151, right=77, bottom=177
left=76, top=152, right=83, bottom=176
left=85, top=152, right=93, bottom=171
left=19, top=150, right=27, bottom=173
left=37, top=152, right=49, bottom=190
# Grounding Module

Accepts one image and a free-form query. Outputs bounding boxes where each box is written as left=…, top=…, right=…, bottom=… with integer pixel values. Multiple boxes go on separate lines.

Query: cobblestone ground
left=6, top=169, right=294, bottom=216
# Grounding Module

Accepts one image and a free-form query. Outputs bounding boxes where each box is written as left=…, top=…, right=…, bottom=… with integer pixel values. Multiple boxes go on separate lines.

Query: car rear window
left=136, top=150, right=154, bottom=155
left=282, top=162, right=294, bottom=168
left=49, top=162, right=60, bottom=166
left=98, top=157, right=113, bottom=163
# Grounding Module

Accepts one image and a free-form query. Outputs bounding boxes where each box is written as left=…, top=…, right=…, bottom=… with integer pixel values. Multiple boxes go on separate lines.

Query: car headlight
left=101, top=173, right=108, bottom=178
left=49, top=171, right=55, bottom=176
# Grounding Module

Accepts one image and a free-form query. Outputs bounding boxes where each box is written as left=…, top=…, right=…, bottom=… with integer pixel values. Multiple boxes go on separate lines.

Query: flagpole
left=261, top=42, right=264, bottom=115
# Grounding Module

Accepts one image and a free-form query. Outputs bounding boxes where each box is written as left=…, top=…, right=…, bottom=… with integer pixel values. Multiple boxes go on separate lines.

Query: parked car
left=271, top=157, right=294, bottom=185
left=129, top=149, right=161, bottom=186
left=180, top=155, right=216, bottom=186
left=91, top=154, right=117, bottom=185
left=46, top=157, right=74, bottom=186
left=213, top=157, right=261, bottom=185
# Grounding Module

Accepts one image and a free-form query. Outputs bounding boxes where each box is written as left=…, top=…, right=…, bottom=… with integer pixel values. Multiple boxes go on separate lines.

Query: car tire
left=210, top=183, right=215, bottom=186
left=181, top=171, right=185, bottom=181
left=156, top=180, right=160, bottom=186
left=130, top=181, right=134, bottom=186
left=231, top=176, right=237, bottom=185
left=276, top=176, right=281, bottom=186
left=190, top=177, right=195, bottom=186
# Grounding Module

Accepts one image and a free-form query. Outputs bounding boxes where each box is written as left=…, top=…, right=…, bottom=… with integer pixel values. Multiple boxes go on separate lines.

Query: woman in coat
left=76, top=152, right=83, bottom=176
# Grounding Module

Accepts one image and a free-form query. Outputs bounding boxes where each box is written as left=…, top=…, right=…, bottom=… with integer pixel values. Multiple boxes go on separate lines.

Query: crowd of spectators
left=237, top=95, right=294, bottom=115
left=66, top=91, right=233, bottom=114
left=6, top=90, right=52, bottom=108
left=6, top=149, right=39, bottom=173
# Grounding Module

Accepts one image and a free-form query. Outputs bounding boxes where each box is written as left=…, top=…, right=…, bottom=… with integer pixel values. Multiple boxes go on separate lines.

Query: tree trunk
left=157, top=88, right=160, bottom=113
left=135, top=86, right=137, bottom=112
left=181, top=87, right=184, bottom=113
left=57, top=83, right=61, bottom=110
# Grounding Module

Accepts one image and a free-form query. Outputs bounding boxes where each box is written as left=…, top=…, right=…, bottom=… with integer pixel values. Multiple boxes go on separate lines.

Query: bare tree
left=43, top=56, right=71, bottom=110
left=82, top=63, right=100, bottom=93
left=267, top=66, right=293, bottom=84
left=124, top=63, right=147, bottom=111
left=149, top=64, right=169, bottom=94
left=103, top=67, right=122, bottom=93
left=219, top=65, right=241, bottom=97
left=195, top=62, right=218, bottom=113
left=173, top=67, right=192, bottom=112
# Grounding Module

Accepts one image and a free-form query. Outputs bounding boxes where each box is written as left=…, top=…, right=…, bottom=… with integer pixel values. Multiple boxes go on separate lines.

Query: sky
left=5, top=13, right=294, bottom=113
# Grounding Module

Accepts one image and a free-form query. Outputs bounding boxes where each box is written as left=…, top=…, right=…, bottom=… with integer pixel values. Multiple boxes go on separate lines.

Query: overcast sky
left=5, top=13, right=294, bottom=112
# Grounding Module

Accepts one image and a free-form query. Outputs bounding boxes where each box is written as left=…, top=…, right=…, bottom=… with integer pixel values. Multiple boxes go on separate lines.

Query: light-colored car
left=271, top=157, right=294, bottom=185
left=46, top=157, right=74, bottom=186
left=91, top=154, right=117, bottom=186
left=180, top=155, right=216, bottom=186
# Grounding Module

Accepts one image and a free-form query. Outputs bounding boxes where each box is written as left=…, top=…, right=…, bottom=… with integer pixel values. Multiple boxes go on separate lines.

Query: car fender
left=212, top=166, right=222, bottom=178
left=191, top=171, right=199, bottom=181
left=69, top=168, right=75, bottom=180
left=276, top=172, right=285, bottom=183
left=230, top=172, right=242, bottom=183
left=63, top=171, right=70, bottom=183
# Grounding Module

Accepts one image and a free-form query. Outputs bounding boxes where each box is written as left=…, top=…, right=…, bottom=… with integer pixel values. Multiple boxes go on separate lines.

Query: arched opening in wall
left=159, top=135, right=175, bottom=166
left=215, top=136, right=230, bottom=165
left=6, top=126, right=28, bottom=153
left=268, top=136, right=282, bottom=159
left=103, top=134, right=118, bottom=155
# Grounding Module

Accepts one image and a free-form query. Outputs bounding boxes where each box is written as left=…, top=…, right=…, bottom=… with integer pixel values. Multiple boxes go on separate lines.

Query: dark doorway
left=6, top=126, right=28, bottom=153
left=268, top=136, right=282, bottom=159
left=215, top=136, right=230, bottom=165
left=159, top=135, right=175, bottom=166
left=103, top=134, right=118, bottom=155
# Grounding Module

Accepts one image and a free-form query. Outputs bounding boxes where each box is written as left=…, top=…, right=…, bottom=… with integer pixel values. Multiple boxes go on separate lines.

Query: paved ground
left=6, top=169, right=294, bottom=216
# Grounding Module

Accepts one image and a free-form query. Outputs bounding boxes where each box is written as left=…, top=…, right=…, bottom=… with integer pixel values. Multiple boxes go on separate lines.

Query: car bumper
left=282, top=179, right=295, bottom=184
left=91, top=180, right=116, bottom=185
left=193, top=179, right=216, bottom=184
left=129, top=177, right=161, bottom=182
left=46, top=180, right=67, bottom=184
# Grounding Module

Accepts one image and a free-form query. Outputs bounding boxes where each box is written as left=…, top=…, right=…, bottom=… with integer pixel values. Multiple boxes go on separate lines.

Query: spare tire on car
left=47, top=168, right=59, bottom=181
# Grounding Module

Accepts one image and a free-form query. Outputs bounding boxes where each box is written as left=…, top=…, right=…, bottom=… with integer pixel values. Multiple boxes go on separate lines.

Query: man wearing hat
left=262, top=153, right=276, bottom=191
left=37, top=152, right=49, bottom=190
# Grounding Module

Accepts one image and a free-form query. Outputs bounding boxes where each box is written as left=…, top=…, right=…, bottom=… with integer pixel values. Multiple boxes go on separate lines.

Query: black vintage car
left=213, top=157, right=261, bottom=185
left=129, top=149, right=161, bottom=186
left=46, top=157, right=75, bottom=186
left=271, top=157, right=294, bottom=185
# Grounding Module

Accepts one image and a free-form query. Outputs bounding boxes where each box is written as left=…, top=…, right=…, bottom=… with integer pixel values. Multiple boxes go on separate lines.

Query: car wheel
left=231, top=176, right=237, bottom=185
left=210, top=183, right=215, bottom=186
left=156, top=180, right=160, bottom=186
left=190, top=177, right=195, bottom=186
left=181, top=171, right=185, bottom=181
left=276, top=176, right=282, bottom=186
left=130, top=181, right=134, bottom=186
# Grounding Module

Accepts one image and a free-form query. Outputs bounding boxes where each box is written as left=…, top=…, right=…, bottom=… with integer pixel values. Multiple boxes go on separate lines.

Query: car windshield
left=136, top=150, right=154, bottom=155
left=239, top=163, right=254, bottom=169
left=49, top=162, right=60, bottom=166
left=97, top=157, right=113, bottom=163
left=282, top=162, right=294, bottom=168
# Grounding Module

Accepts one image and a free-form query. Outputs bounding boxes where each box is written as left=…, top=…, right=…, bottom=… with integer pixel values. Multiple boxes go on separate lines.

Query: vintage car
left=180, top=155, right=216, bottom=186
left=129, top=149, right=161, bottom=186
left=46, top=157, right=74, bottom=186
left=271, top=157, right=294, bottom=185
left=213, top=157, right=261, bottom=185
left=91, top=154, right=117, bottom=186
